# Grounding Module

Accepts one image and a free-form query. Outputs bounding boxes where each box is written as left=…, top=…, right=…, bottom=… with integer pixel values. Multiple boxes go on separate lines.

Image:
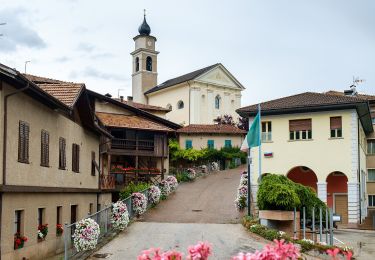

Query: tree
left=213, top=114, right=235, bottom=125
left=237, top=117, right=249, bottom=131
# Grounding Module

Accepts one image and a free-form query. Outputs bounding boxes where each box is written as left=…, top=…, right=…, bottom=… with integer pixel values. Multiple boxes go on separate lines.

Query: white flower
left=37, top=230, right=44, bottom=239
left=159, top=180, right=171, bottom=197
left=111, top=201, right=130, bottom=231
left=148, top=185, right=161, bottom=205
left=278, top=231, right=286, bottom=236
left=166, top=176, right=178, bottom=191
left=72, top=218, right=100, bottom=252
left=132, top=192, right=148, bottom=215
left=186, top=168, right=196, bottom=180
left=301, top=238, right=314, bottom=244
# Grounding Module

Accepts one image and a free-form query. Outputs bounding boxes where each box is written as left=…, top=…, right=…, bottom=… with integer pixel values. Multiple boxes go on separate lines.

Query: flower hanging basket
left=132, top=192, right=148, bottom=217
left=73, top=218, right=100, bottom=252
left=111, top=201, right=130, bottom=231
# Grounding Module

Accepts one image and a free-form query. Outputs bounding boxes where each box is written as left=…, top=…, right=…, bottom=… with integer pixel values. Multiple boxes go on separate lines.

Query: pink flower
left=187, top=241, right=212, bottom=260
left=327, top=248, right=340, bottom=260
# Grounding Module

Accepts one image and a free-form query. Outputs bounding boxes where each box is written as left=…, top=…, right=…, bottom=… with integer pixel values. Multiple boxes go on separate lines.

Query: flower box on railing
left=14, top=233, right=27, bottom=250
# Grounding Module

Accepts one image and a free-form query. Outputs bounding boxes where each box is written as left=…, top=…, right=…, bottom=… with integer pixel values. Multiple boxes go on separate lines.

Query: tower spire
left=138, top=9, right=151, bottom=36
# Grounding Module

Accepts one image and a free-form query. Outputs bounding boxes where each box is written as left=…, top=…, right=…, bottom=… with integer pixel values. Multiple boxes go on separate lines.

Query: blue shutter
left=185, top=140, right=192, bottom=149
left=225, top=140, right=232, bottom=148
left=207, top=140, right=214, bottom=149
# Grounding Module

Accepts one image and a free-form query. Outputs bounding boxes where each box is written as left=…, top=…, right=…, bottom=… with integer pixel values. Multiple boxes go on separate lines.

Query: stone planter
left=259, top=210, right=300, bottom=237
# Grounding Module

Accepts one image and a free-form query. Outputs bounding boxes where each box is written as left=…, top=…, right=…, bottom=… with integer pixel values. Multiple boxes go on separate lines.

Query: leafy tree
left=213, top=114, right=236, bottom=125
left=238, top=117, right=249, bottom=131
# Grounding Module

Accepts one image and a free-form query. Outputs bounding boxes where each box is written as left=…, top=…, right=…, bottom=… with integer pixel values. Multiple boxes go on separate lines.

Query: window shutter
left=25, top=123, right=29, bottom=162
left=330, top=117, right=342, bottom=129
left=18, top=122, right=24, bottom=162
left=77, top=144, right=80, bottom=172
left=59, top=137, right=66, bottom=169
left=289, top=119, right=312, bottom=131
left=72, top=144, right=76, bottom=172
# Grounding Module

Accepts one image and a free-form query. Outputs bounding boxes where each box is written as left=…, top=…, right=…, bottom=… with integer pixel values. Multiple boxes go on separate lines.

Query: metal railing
left=294, top=206, right=335, bottom=245
left=63, top=188, right=150, bottom=259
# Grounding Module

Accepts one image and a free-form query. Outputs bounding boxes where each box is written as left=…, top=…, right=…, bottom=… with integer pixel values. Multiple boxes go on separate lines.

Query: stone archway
left=287, top=166, right=318, bottom=192
left=326, top=171, right=348, bottom=224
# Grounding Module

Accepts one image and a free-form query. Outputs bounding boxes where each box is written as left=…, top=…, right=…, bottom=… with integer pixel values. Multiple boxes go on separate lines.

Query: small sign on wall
left=264, top=152, right=273, bottom=158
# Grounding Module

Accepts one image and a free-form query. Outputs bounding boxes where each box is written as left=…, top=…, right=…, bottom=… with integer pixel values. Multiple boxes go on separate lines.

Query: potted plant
left=14, top=233, right=28, bottom=250
left=37, top=224, right=48, bottom=241
left=56, top=224, right=64, bottom=236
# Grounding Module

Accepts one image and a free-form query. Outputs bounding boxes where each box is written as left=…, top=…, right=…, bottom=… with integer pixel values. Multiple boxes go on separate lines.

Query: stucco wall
left=178, top=134, right=244, bottom=150
left=3, top=84, right=100, bottom=189
left=1, top=192, right=111, bottom=260
left=249, top=110, right=357, bottom=183
left=95, top=100, right=134, bottom=115
left=148, top=83, right=190, bottom=125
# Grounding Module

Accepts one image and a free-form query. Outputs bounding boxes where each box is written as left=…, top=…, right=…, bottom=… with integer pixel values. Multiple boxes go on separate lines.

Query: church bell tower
left=131, top=10, right=159, bottom=104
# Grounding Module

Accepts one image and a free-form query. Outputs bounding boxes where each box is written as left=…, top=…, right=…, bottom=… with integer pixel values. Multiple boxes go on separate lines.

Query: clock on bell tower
left=131, top=10, right=159, bottom=104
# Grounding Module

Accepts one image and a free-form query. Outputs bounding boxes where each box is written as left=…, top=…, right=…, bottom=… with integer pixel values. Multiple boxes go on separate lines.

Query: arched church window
left=146, top=56, right=152, bottom=71
left=215, top=95, right=221, bottom=109
left=177, top=100, right=184, bottom=109
left=135, top=57, right=140, bottom=72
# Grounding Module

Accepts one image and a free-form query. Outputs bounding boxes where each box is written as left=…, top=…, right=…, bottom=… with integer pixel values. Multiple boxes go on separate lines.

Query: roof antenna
left=350, top=76, right=365, bottom=96
left=24, top=60, right=31, bottom=74
left=144, top=9, right=146, bottom=18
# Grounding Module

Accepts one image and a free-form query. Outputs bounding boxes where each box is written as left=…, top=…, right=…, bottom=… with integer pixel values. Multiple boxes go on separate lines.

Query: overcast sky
left=0, top=0, right=374, bottom=106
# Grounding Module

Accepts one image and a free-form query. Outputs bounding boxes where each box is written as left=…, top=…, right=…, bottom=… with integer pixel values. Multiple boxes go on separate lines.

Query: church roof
left=144, top=63, right=220, bottom=95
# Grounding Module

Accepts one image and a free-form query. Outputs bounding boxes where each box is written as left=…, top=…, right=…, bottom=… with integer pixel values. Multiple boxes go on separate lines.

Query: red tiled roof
left=114, top=98, right=171, bottom=112
left=237, top=92, right=368, bottom=114
left=37, top=83, right=84, bottom=108
left=96, top=112, right=174, bottom=132
left=177, top=124, right=246, bottom=134
left=325, top=90, right=375, bottom=101
left=23, top=73, right=70, bottom=84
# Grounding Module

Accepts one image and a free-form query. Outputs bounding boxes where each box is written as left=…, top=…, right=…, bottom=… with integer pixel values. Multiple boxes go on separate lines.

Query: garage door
left=334, top=194, right=348, bottom=224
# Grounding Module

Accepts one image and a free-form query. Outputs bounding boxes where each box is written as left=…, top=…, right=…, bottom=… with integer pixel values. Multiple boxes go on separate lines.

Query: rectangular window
left=224, top=140, right=232, bottom=148
left=56, top=206, right=62, bottom=225
left=59, top=137, right=66, bottom=170
left=185, top=140, right=192, bottom=149
left=89, top=203, right=93, bottom=215
left=14, top=210, right=23, bottom=235
left=207, top=140, right=214, bottom=149
left=261, top=121, right=272, bottom=141
left=40, top=130, right=50, bottom=167
left=330, top=117, right=343, bottom=138
left=38, top=208, right=45, bottom=226
left=369, top=195, right=375, bottom=207
left=91, top=151, right=96, bottom=176
left=72, top=143, right=80, bottom=173
left=368, top=169, right=375, bottom=182
left=18, top=121, right=30, bottom=163
left=289, top=119, right=312, bottom=140
left=368, top=140, right=375, bottom=155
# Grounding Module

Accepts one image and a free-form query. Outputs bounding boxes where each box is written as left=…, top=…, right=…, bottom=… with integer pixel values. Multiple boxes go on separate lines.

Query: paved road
left=90, top=166, right=269, bottom=259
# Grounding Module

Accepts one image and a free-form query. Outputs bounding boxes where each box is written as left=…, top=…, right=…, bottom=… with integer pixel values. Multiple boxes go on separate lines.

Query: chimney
left=120, top=96, right=124, bottom=102
left=104, top=93, right=112, bottom=98
left=127, top=96, right=133, bottom=106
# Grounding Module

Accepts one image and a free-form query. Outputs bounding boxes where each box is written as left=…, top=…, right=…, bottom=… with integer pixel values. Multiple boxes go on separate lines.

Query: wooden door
left=334, top=194, right=348, bottom=224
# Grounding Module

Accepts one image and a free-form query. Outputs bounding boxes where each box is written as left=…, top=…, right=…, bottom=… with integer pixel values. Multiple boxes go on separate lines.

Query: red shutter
left=289, top=119, right=312, bottom=131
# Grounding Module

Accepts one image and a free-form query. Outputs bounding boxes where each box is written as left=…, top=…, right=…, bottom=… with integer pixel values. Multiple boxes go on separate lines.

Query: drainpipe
left=2, top=82, right=30, bottom=185
left=357, top=118, right=362, bottom=224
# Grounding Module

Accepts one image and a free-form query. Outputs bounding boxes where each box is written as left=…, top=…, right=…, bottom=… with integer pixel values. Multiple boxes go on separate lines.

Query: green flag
left=241, top=111, right=261, bottom=151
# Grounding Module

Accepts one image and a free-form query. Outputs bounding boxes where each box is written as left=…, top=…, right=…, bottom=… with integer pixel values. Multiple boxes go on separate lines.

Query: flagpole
left=247, top=115, right=252, bottom=217
left=258, top=104, right=262, bottom=181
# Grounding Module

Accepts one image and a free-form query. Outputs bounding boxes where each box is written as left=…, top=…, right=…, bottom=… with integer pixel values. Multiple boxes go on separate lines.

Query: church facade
left=131, top=14, right=245, bottom=126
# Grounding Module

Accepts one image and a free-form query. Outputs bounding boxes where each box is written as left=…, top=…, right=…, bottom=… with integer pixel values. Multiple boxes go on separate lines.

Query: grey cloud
left=70, top=66, right=128, bottom=81
left=0, top=8, right=46, bottom=52
left=55, top=56, right=69, bottom=62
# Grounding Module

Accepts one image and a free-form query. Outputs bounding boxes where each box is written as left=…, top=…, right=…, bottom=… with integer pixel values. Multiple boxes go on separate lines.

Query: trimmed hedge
left=257, top=174, right=326, bottom=218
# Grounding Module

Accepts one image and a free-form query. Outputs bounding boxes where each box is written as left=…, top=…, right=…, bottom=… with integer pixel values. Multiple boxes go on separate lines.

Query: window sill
left=58, top=167, right=66, bottom=170
left=261, top=140, right=273, bottom=143
left=288, top=139, right=313, bottom=142
left=18, top=160, right=29, bottom=164
left=329, top=137, right=344, bottom=140
left=40, top=165, right=50, bottom=168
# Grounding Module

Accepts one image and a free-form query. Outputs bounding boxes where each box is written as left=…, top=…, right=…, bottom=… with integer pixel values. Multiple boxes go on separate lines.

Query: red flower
left=15, top=238, right=21, bottom=245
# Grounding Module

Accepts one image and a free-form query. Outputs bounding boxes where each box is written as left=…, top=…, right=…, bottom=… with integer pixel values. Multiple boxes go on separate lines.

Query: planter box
left=259, top=210, right=295, bottom=221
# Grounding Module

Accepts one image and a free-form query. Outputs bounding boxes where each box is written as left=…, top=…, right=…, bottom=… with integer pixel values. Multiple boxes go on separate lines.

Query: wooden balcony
left=100, top=175, right=115, bottom=190
left=100, top=137, right=167, bottom=157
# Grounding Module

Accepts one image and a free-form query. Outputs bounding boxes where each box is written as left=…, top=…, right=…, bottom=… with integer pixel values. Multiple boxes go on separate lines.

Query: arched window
left=146, top=56, right=152, bottom=71
left=166, top=104, right=172, bottom=110
left=215, top=95, right=221, bottom=109
left=177, top=100, right=184, bottom=109
left=135, top=57, right=139, bottom=72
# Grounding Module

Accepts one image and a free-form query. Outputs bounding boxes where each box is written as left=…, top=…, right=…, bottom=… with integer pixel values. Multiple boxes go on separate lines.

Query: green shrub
left=176, top=172, right=190, bottom=183
left=295, top=240, right=315, bottom=252
left=263, top=229, right=279, bottom=241
left=257, top=174, right=326, bottom=216
left=119, top=182, right=150, bottom=200
left=242, top=216, right=259, bottom=229
left=249, top=224, right=268, bottom=237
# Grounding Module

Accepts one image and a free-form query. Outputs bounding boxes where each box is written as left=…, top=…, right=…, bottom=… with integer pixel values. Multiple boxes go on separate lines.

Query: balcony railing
left=111, top=138, right=154, bottom=151
left=100, top=175, right=115, bottom=190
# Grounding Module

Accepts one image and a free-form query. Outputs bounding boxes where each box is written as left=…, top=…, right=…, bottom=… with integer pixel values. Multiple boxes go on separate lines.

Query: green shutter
left=225, top=140, right=232, bottom=148
left=207, top=140, right=214, bottom=149
left=185, top=140, right=192, bottom=149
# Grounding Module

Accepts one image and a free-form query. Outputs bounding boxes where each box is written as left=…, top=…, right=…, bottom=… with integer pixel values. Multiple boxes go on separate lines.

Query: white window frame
left=289, top=130, right=312, bottom=140
left=368, top=169, right=375, bottom=182
left=368, top=194, right=375, bottom=208
left=261, top=121, right=272, bottom=142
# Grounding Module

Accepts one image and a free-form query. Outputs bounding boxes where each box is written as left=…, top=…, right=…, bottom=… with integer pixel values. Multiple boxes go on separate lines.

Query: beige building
left=131, top=15, right=244, bottom=125
left=237, top=90, right=374, bottom=228
left=177, top=124, right=246, bottom=150
left=0, top=64, right=112, bottom=259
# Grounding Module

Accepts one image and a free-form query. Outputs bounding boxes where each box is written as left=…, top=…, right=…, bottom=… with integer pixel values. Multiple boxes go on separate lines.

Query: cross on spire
left=144, top=9, right=146, bottom=18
